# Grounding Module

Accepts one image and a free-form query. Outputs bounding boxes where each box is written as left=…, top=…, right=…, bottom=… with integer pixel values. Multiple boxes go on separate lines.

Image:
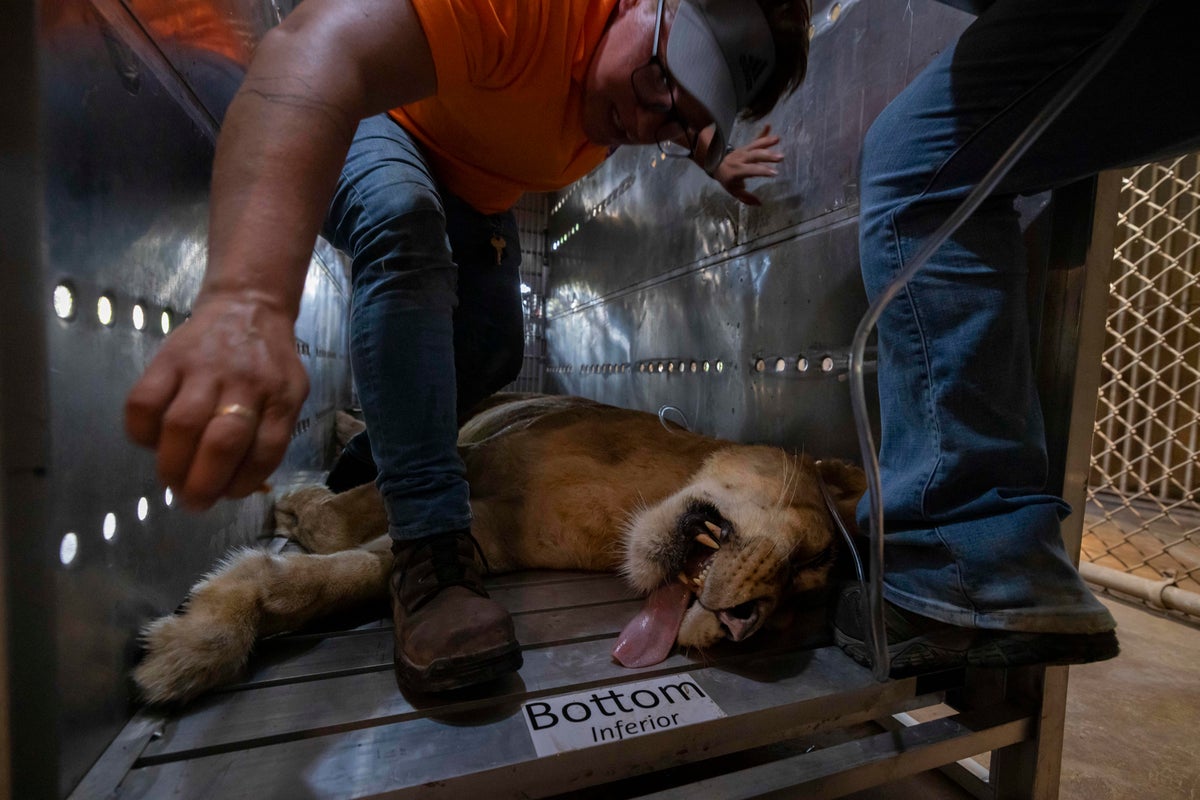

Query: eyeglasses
left=630, top=0, right=701, bottom=159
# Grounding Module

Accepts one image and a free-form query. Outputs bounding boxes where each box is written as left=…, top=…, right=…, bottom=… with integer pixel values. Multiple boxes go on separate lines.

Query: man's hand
left=714, top=125, right=784, bottom=206
left=125, top=294, right=309, bottom=510
left=122, top=0, right=436, bottom=510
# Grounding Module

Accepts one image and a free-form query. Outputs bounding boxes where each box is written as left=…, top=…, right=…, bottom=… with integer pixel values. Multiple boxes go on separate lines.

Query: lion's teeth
left=704, top=521, right=722, bottom=537
left=695, top=532, right=720, bottom=550
left=692, top=577, right=703, bottom=587
left=677, top=572, right=690, bottom=585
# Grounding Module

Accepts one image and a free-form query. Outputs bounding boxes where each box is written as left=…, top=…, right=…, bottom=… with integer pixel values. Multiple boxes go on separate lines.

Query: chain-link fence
left=1084, top=154, right=1200, bottom=616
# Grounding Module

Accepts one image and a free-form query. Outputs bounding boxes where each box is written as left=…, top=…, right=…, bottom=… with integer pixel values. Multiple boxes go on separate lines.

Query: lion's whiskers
left=763, top=452, right=803, bottom=560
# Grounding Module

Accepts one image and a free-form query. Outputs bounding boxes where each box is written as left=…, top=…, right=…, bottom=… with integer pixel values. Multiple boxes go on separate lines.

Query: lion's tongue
left=612, top=581, right=691, bottom=668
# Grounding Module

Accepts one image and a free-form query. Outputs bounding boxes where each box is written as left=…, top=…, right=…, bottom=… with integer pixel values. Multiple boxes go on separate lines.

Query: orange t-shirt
left=391, top=0, right=618, bottom=214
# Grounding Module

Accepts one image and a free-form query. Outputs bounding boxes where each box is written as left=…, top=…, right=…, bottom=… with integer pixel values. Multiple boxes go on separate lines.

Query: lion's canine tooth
left=704, top=521, right=722, bottom=537
left=692, top=577, right=703, bottom=587
left=695, top=532, right=720, bottom=550
left=677, top=572, right=690, bottom=585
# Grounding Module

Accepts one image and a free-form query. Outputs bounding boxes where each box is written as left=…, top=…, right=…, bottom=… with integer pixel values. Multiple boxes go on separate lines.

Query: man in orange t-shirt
left=126, top=0, right=812, bottom=692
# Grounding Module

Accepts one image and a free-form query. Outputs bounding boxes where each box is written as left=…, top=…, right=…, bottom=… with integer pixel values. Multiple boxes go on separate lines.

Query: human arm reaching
left=710, top=125, right=783, bottom=206
left=124, top=0, right=437, bottom=510
left=685, top=124, right=783, bottom=206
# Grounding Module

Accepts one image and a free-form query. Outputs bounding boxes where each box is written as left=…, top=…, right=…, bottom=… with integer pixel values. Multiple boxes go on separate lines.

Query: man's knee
left=860, top=97, right=926, bottom=212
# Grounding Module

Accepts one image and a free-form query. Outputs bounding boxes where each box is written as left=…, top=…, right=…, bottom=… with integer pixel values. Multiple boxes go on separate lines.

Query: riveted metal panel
left=545, top=0, right=975, bottom=453
left=18, top=0, right=352, bottom=794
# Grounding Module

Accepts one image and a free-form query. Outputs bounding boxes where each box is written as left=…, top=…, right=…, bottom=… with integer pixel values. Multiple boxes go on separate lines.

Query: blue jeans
left=322, top=115, right=524, bottom=540
left=861, top=0, right=1200, bottom=633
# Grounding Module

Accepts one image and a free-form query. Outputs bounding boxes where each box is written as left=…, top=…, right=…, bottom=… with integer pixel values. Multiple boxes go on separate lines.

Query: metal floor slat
left=80, top=572, right=988, bottom=799
left=120, top=651, right=945, bottom=799
left=636, top=706, right=1032, bottom=800
left=233, top=599, right=645, bottom=690
left=144, top=633, right=721, bottom=758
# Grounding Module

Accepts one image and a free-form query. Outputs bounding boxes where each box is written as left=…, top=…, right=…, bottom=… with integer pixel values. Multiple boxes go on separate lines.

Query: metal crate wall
left=505, top=193, right=551, bottom=394
left=1085, top=153, right=1200, bottom=612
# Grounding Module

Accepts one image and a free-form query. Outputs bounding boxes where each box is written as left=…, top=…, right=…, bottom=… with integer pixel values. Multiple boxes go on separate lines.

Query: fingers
left=752, top=124, right=780, bottom=146
left=735, top=148, right=784, bottom=166
left=157, top=382, right=224, bottom=492
left=125, top=363, right=182, bottom=448
left=174, top=385, right=305, bottom=509
left=124, top=297, right=308, bottom=511
left=225, top=392, right=308, bottom=499
left=176, top=399, right=264, bottom=508
left=735, top=163, right=781, bottom=179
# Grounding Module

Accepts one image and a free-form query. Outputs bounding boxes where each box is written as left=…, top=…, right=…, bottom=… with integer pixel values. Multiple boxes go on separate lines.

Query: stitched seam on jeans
left=348, top=305, right=382, bottom=519
left=887, top=207, right=944, bottom=521
left=341, top=177, right=373, bottom=273
left=933, top=524, right=979, bottom=619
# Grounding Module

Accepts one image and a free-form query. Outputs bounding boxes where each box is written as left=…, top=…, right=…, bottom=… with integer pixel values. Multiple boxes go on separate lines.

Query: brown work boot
left=390, top=530, right=522, bottom=692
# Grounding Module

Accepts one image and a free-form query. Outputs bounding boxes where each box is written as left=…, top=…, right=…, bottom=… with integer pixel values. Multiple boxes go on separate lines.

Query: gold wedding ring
left=215, top=403, right=257, bottom=424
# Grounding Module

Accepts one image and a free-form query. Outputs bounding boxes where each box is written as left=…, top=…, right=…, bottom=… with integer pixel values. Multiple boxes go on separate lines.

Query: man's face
left=581, top=0, right=713, bottom=148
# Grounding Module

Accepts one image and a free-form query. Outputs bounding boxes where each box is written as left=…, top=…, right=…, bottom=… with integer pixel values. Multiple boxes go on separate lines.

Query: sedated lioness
left=134, top=394, right=865, bottom=705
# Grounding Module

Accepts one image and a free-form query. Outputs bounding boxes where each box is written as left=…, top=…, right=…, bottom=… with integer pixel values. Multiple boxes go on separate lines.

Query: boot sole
left=833, top=625, right=1119, bottom=678
left=967, top=630, right=1119, bottom=669
left=833, top=626, right=971, bottom=678
left=395, top=642, right=523, bottom=693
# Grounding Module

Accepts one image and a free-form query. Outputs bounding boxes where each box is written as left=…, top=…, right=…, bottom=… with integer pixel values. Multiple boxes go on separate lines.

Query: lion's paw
left=273, top=485, right=334, bottom=542
left=274, top=484, right=386, bottom=554
left=133, top=607, right=256, bottom=706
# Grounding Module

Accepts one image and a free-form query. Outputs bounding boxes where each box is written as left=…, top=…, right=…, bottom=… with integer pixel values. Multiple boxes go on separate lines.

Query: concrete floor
left=1058, top=595, right=1200, bottom=800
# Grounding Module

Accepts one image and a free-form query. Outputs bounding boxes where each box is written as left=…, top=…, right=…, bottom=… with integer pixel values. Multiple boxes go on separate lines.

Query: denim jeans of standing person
left=860, top=0, right=1200, bottom=632
left=322, top=114, right=524, bottom=541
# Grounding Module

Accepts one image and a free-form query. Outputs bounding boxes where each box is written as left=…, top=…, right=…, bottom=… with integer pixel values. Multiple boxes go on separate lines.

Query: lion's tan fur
left=134, top=395, right=864, bottom=705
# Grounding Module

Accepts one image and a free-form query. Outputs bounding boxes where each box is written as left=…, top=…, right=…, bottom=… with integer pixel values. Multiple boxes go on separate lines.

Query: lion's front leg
left=273, top=483, right=388, bottom=554
left=133, top=545, right=390, bottom=705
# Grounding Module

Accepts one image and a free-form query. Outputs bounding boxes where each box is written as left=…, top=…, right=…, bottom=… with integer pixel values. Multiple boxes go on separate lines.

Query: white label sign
left=521, top=672, right=726, bottom=757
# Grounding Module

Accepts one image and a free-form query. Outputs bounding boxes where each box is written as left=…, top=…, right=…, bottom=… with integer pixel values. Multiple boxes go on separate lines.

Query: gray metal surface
left=11, top=0, right=1114, bottom=796
left=76, top=572, right=984, bottom=799
left=1, top=0, right=49, bottom=796
left=639, top=706, right=1031, bottom=800
left=544, top=0, right=976, bottom=458
left=12, top=0, right=352, bottom=794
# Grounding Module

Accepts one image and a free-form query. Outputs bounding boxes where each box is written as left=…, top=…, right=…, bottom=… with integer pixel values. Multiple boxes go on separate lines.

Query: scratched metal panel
left=545, top=0, right=975, bottom=453
left=116, top=0, right=293, bottom=123
left=547, top=215, right=870, bottom=461
left=29, top=0, right=351, bottom=795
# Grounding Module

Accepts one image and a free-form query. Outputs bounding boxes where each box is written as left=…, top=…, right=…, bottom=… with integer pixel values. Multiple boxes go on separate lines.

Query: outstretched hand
left=124, top=293, right=309, bottom=511
left=714, top=125, right=784, bottom=206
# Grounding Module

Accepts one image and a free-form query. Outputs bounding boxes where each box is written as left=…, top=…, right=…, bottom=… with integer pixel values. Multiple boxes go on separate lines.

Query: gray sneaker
left=832, top=583, right=1119, bottom=677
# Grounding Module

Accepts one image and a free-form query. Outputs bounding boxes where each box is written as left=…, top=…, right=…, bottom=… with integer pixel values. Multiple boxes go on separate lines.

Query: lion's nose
left=717, top=599, right=762, bottom=642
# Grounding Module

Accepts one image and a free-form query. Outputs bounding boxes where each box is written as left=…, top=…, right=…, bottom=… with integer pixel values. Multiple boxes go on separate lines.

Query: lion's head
left=612, top=447, right=865, bottom=667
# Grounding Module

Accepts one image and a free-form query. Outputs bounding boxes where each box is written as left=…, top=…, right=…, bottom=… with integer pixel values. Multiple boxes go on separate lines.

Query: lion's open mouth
left=611, top=522, right=722, bottom=668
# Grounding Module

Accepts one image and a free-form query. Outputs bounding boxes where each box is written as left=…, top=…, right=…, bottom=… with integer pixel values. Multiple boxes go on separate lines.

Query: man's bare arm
left=204, top=0, right=437, bottom=317
left=125, top=0, right=437, bottom=510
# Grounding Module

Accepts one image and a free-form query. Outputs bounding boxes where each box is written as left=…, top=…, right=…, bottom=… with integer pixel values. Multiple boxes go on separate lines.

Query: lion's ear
left=815, top=459, right=866, bottom=534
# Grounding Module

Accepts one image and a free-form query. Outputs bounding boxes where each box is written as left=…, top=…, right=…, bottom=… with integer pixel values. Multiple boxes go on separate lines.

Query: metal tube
left=1080, top=560, right=1200, bottom=618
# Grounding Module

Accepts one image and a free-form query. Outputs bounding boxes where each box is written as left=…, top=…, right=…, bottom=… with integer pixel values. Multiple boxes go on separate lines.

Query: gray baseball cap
left=666, top=0, right=777, bottom=167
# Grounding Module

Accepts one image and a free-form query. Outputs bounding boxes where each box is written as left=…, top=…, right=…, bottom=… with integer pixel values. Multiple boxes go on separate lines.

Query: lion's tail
left=133, top=546, right=391, bottom=706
